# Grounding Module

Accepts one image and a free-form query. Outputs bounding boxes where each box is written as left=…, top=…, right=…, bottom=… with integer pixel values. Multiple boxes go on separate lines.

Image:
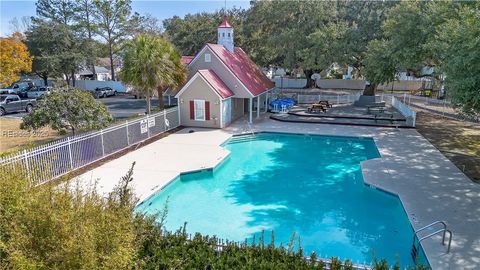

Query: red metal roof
left=218, top=15, right=232, bottom=28
left=206, top=43, right=274, bottom=96
left=181, top=56, right=194, bottom=65
left=198, top=69, right=234, bottom=99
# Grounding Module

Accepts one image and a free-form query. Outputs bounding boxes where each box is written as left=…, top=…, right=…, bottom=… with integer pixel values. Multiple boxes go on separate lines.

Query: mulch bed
left=415, top=112, right=480, bottom=183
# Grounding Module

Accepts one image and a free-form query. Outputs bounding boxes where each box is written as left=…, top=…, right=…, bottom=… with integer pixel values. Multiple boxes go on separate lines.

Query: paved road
left=101, top=95, right=160, bottom=119
left=1, top=95, right=176, bottom=120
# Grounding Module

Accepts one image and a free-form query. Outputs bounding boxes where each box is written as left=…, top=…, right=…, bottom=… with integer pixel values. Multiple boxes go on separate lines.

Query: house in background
left=97, top=56, right=123, bottom=78
left=76, top=66, right=111, bottom=81
left=174, top=16, right=275, bottom=128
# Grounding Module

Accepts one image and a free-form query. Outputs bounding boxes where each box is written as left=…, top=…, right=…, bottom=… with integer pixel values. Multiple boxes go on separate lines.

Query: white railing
left=391, top=96, right=416, bottom=127
left=297, top=93, right=362, bottom=105
left=0, top=107, right=180, bottom=184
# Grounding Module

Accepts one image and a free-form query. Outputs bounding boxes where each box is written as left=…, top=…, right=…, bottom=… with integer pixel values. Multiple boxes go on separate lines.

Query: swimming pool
left=137, top=132, right=421, bottom=266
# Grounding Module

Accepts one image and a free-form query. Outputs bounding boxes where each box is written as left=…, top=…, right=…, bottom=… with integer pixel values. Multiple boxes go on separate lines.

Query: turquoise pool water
left=137, top=132, right=419, bottom=266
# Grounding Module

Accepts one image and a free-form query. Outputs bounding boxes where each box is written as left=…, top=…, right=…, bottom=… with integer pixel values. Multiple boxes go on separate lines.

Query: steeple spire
left=217, top=16, right=234, bottom=52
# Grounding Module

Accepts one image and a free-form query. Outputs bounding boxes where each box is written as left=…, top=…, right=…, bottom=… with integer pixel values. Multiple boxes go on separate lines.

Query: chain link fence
left=0, top=107, right=180, bottom=184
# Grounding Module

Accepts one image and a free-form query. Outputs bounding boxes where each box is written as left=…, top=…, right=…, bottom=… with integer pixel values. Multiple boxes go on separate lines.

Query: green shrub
left=0, top=163, right=139, bottom=269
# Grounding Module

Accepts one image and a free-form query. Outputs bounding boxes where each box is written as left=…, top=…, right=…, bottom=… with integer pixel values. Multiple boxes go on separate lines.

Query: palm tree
left=120, top=35, right=186, bottom=114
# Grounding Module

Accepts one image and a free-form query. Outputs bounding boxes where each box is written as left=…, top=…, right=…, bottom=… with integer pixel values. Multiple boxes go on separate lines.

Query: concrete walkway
left=75, top=128, right=231, bottom=202
left=75, top=115, right=480, bottom=270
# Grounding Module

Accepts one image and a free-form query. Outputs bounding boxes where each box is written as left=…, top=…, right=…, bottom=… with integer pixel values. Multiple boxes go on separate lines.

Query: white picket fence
left=391, top=96, right=417, bottom=127
left=1, top=107, right=180, bottom=184
left=297, top=92, right=362, bottom=105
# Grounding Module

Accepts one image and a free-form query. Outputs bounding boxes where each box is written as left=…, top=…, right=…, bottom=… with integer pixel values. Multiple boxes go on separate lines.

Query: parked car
left=94, top=87, right=116, bottom=98
left=0, top=94, right=37, bottom=116
left=1, top=81, right=34, bottom=98
left=27, top=86, right=53, bottom=99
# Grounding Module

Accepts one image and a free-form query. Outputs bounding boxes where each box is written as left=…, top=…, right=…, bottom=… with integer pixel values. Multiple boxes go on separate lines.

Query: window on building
left=222, top=33, right=225, bottom=37
left=194, top=100, right=205, bottom=121
left=228, top=33, right=230, bottom=37
left=204, top=53, right=211, bottom=62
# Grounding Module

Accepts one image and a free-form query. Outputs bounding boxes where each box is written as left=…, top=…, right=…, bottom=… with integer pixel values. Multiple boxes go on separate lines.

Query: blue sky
left=0, top=0, right=250, bottom=37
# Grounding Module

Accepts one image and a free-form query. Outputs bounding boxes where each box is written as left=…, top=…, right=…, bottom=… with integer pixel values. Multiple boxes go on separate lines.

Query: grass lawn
left=0, top=118, right=62, bottom=155
left=415, top=112, right=480, bottom=183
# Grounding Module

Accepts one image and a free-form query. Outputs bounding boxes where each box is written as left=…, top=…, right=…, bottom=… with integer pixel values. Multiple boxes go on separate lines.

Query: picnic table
left=318, top=100, right=333, bottom=108
left=307, top=103, right=327, bottom=113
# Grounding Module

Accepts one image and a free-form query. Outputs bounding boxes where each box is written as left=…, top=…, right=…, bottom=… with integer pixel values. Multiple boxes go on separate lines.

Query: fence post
left=164, top=110, right=167, bottom=131
left=337, top=95, right=340, bottom=105
left=443, top=99, right=446, bottom=117
left=146, top=114, right=151, bottom=138
left=403, top=93, right=407, bottom=103
left=67, top=137, right=74, bottom=169
left=23, top=149, right=31, bottom=179
left=100, top=129, right=105, bottom=156
left=126, top=120, right=130, bottom=145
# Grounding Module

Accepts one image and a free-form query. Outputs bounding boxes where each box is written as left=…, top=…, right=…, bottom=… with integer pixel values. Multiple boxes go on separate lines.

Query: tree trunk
left=65, top=73, right=71, bottom=89
left=146, top=95, right=151, bottom=114
left=304, top=69, right=314, bottom=88
left=42, top=74, right=48, bottom=86
left=108, top=41, right=115, bottom=81
left=363, top=83, right=376, bottom=96
left=157, top=86, right=165, bottom=111
left=71, top=70, right=76, bottom=87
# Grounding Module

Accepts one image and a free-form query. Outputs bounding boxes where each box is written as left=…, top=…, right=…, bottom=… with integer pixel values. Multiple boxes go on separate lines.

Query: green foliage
left=163, top=8, right=247, bottom=56
left=363, top=39, right=396, bottom=87
left=25, top=20, right=82, bottom=85
left=335, top=1, right=394, bottom=75
left=21, top=89, right=113, bottom=135
left=121, top=35, right=186, bottom=112
left=0, top=163, right=139, bottom=269
left=361, top=0, right=479, bottom=114
left=93, top=0, right=133, bottom=81
left=436, top=3, right=480, bottom=116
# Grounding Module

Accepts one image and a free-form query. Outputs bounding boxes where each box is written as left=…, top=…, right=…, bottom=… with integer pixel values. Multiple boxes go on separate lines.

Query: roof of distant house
left=204, top=43, right=274, bottom=96
left=78, top=66, right=110, bottom=76
left=198, top=69, right=234, bottom=99
left=181, top=56, right=194, bottom=65
left=97, top=57, right=122, bottom=68
left=218, top=15, right=233, bottom=28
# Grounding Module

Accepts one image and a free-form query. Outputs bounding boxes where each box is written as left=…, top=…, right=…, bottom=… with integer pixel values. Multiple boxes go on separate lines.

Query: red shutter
left=189, top=101, right=194, bottom=119
left=205, top=101, right=210, bottom=120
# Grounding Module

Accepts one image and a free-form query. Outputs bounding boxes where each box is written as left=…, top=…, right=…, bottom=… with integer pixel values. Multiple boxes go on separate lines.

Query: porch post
left=264, top=92, right=268, bottom=112
left=249, top=97, right=253, bottom=123
left=256, top=96, right=260, bottom=118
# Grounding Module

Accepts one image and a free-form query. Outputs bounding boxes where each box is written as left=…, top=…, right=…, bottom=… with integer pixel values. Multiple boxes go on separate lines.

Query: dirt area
left=0, top=118, right=62, bottom=155
left=415, top=112, right=480, bottom=183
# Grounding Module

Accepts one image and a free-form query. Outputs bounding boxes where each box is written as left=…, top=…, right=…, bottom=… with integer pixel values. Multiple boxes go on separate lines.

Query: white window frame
left=204, top=53, right=211, bottom=62
left=194, top=99, right=206, bottom=121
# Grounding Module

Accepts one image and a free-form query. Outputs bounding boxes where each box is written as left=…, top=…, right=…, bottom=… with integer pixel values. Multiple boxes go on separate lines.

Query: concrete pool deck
left=75, top=115, right=480, bottom=270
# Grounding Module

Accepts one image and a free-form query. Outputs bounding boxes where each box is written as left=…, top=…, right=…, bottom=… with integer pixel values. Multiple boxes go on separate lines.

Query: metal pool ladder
left=411, top=221, right=453, bottom=261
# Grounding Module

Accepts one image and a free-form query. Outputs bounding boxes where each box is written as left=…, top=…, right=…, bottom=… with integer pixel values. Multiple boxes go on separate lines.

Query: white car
left=94, top=87, right=116, bottom=98
left=27, top=86, right=52, bottom=99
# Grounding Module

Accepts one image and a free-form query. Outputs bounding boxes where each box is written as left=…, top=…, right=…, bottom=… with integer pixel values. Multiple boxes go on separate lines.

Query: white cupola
left=217, top=15, right=234, bottom=52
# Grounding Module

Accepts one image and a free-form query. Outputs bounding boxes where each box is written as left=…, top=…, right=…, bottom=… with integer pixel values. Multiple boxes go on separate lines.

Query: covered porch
left=237, top=91, right=272, bottom=123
